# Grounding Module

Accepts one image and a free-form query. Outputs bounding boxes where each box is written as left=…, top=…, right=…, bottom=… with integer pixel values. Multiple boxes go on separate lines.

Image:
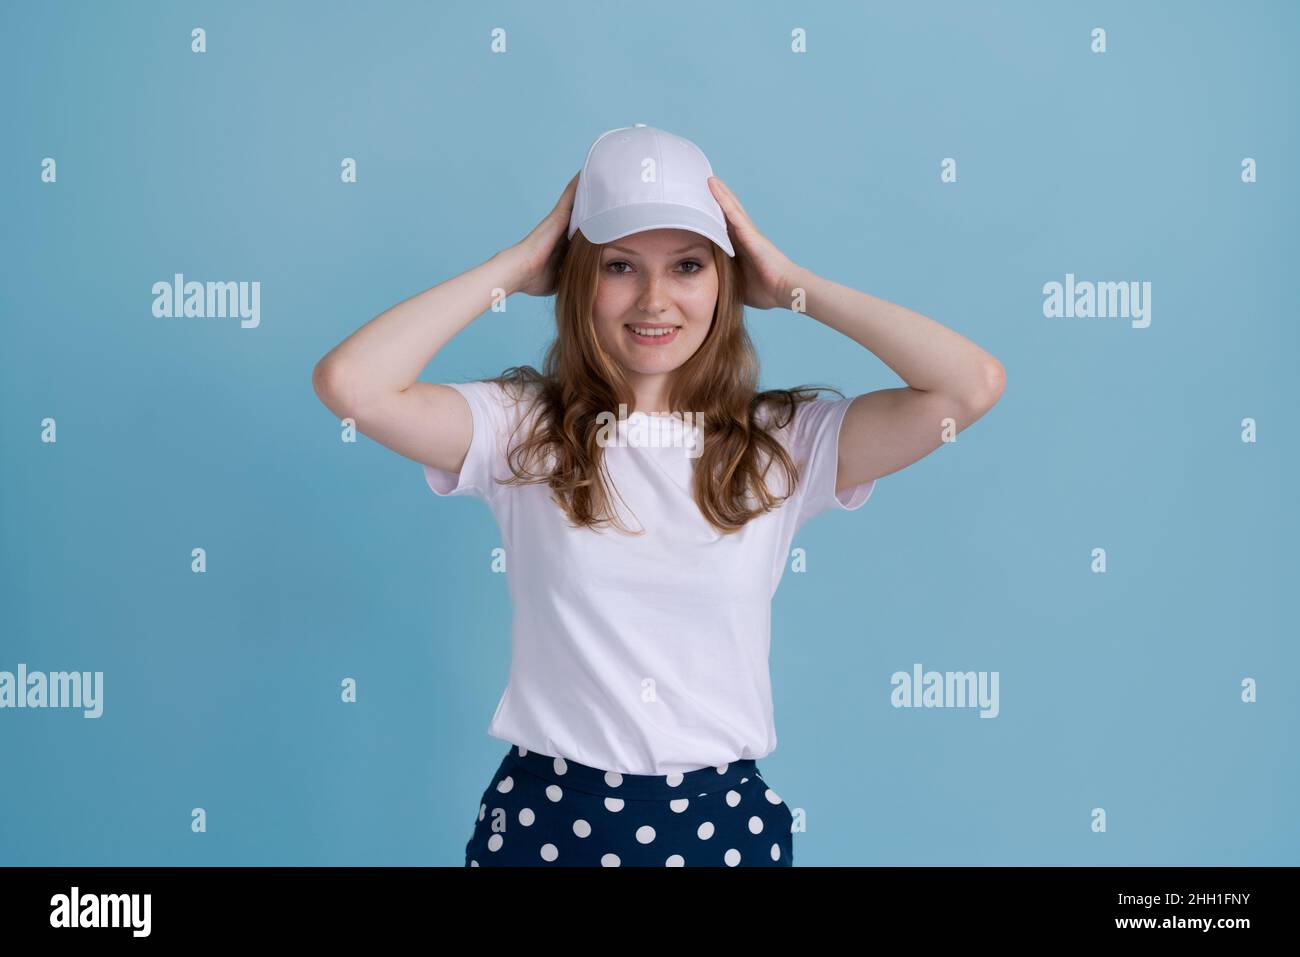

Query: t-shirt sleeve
left=778, top=395, right=877, bottom=530
left=421, top=380, right=527, bottom=504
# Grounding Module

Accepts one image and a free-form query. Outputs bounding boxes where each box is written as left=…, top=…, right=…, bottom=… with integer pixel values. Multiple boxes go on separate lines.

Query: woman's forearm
left=784, top=265, right=1003, bottom=402
left=313, top=248, right=529, bottom=401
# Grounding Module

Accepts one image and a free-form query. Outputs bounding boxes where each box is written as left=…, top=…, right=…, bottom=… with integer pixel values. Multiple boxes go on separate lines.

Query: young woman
left=312, top=126, right=1005, bottom=867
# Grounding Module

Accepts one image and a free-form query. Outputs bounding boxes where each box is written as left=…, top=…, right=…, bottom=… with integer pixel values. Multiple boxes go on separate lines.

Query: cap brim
left=575, top=202, right=735, bottom=257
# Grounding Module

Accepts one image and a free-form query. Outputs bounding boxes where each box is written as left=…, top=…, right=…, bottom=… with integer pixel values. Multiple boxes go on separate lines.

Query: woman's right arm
left=311, top=250, right=529, bottom=472
left=311, top=173, right=578, bottom=473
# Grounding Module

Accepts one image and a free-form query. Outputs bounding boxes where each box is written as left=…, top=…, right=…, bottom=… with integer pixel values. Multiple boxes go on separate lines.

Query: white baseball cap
left=568, top=123, right=735, bottom=257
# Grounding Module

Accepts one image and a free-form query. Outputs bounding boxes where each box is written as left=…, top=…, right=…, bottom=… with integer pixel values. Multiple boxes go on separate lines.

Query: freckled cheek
left=681, top=286, right=719, bottom=325
left=593, top=286, right=635, bottom=322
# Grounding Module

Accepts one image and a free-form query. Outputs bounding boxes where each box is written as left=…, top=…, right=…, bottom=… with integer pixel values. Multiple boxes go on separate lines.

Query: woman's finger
left=713, top=176, right=748, bottom=218
left=709, top=178, right=744, bottom=236
left=715, top=179, right=757, bottom=238
left=708, top=176, right=734, bottom=214
left=545, top=172, right=577, bottom=225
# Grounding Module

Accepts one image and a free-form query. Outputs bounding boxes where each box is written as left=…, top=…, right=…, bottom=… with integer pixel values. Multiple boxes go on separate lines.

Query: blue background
left=1, top=0, right=1295, bottom=866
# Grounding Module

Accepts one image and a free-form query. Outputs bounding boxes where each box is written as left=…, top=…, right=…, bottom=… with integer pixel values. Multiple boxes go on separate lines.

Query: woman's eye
left=604, top=260, right=703, bottom=275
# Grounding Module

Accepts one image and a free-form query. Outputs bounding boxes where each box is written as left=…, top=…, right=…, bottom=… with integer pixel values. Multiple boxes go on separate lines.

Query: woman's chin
left=615, top=354, right=690, bottom=377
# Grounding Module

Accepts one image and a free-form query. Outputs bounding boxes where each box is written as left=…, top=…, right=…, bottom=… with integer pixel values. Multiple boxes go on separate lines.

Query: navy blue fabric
left=465, top=745, right=795, bottom=867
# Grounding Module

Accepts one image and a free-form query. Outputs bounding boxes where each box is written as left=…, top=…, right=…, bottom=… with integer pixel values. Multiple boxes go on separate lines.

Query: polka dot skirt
left=465, top=745, right=795, bottom=867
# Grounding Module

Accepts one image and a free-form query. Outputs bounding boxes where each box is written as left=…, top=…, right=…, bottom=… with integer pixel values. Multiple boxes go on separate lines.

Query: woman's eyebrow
left=606, top=242, right=707, bottom=256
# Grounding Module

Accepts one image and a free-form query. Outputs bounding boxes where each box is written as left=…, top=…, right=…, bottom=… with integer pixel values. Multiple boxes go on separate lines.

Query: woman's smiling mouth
left=626, top=323, right=681, bottom=345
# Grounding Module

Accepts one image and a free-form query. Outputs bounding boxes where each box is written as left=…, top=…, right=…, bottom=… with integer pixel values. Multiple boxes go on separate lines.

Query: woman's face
left=592, top=228, right=719, bottom=400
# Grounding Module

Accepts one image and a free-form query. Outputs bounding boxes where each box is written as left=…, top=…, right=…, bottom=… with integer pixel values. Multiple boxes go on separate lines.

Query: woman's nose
left=638, top=275, right=669, bottom=313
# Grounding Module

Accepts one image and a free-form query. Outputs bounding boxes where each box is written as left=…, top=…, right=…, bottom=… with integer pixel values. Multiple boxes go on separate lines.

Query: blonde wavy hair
left=480, top=230, right=843, bottom=535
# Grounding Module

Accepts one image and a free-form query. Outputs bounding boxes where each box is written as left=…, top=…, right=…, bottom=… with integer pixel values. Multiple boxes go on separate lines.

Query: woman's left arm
left=708, top=176, right=1006, bottom=492
left=785, top=265, right=1006, bottom=492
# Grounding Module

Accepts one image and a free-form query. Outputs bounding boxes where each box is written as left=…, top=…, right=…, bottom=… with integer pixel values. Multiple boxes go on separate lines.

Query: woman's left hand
left=707, top=175, right=803, bottom=311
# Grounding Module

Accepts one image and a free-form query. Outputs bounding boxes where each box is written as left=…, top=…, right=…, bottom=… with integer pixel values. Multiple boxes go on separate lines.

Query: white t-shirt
left=422, top=379, right=876, bottom=775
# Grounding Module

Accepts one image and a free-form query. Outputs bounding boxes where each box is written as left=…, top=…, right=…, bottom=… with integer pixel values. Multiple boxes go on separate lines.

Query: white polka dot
left=666, top=772, right=684, bottom=787
left=697, top=792, right=706, bottom=797
left=496, top=776, right=514, bottom=794
left=478, top=803, right=485, bottom=821
left=725, top=790, right=741, bottom=807
left=601, top=853, right=621, bottom=867
left=604, top=797, right=624, bottom=812
left=516, top=746, right=527, bottom=757
left=764, top=788, right=782, bottom=805
left=724, top=848, right=741, bottom=866
left=519, top=808, right=535, bottom=826
left=666, top=854, right=685, bottom=866
left=470, top=859, right=479, bottom=866
left=770, top=843, right=781, bottom=861
left=716, top=763, right=729, bottom=774
left=669, top=798, right=689, bottom=813
left=740, top=777, right=749, bottom=784
left=546, top=784, right=563, bottom=802
left=605, top=771, right=623, bottom=787
left=748, top=815, right=763, bottom=834
left=553, top=757, right=567, bottom=775
left=636, top=825, right=656, bottom=844
left=573, top=819, right=592, bottom=838
left=540, top=843, right=558, bottom=862
left=487, top=834, right=503, bottom=852
left=697, top=821, right=714, bottom=840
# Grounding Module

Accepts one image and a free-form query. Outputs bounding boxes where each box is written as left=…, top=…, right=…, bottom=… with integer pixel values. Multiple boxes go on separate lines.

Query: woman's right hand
left=505, top=171, right=580, bottom=297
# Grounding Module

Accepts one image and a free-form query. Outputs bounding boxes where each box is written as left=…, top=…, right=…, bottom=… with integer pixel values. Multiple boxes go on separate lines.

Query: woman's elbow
left=983, top=360, right=1006, bottom=404
left=312, top=359, right=358, bottom=418
left=960, top=361, right=1005, bottom=419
